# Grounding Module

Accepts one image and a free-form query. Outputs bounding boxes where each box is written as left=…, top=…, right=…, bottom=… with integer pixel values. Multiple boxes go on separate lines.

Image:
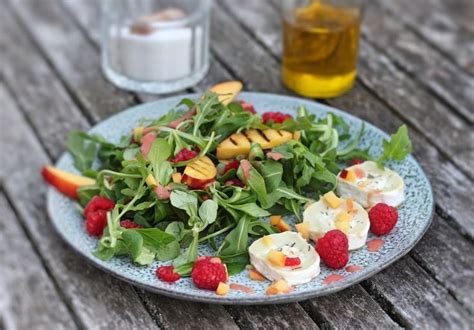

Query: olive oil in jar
left=282, top=1, right=361, bottom=97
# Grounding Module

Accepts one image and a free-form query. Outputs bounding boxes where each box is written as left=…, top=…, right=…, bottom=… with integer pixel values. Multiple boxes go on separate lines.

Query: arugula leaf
left=67, top=131, right=98, bottom=173
left=131, top=228, right=176, bottom=247
left=259, top=160, right=283, bottom=192
left=218, top=216, right=251, bottom=256
left=377, top=125, right=412, bottom=167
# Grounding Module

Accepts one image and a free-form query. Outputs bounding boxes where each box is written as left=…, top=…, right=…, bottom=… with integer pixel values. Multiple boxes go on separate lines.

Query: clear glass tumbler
left=281, top=0, right=365, bottom=98
left=101, top=0, right=211, bottom=94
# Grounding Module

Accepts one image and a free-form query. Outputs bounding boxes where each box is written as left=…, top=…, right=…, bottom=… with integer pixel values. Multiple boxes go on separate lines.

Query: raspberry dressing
left=367, top=239, right=384, bottom=252
left=323, top=274, right=344, bottom=285
left=345, top=265, right=363, bottom=272
left=229, top=283, right=254, bottom=294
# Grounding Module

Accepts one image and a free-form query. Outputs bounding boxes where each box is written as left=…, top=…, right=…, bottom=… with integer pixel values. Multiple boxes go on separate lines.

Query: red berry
left=316, top=230, right=349, bottom=269
left=156, top=265, right=181, bottom=283
left=120, top=220, right=143, bottom=229
left=192, top=256, right=228, bottom=290
left=85, top=209, right=108, bottom=237
left=340, top=169, right=348, bottom=179
left=284, top=257, right=301, bottom=267
left=350, top=159, right=364, bottom=165
left=262, top=111, right=293, bottom=124
left=225, top=178, right=244, bottom=187
left=171, top=148, right=198, bottom=163
left=238, top=100, right=256, bottom=114
left=369, top=203, right=398, bottom=235
left=84, top=196, right=115, bottom=217
left=223, top=160, right=240, bottom=174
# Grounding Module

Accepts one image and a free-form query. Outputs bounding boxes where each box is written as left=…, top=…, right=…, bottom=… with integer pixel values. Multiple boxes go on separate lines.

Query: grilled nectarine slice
left=209, top=81, right=243, bottom=105
left=182, top=156, right=216, bottom=189
left=42, top=166, right=95, bottom=199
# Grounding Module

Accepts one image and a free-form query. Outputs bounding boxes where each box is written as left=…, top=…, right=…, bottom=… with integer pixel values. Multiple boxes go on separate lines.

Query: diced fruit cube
left=335, top=219, right=350, bottom=233
left=133, top=126, right=144, bottom=142
left=295, top=223, right=310, bottom=240
left=249, top=268, right=266, bottom=281
left=340, top=169, right=348, bottom=179
left=323, top=191, right=342, bottom=209
left=270, top=215, right=282, bottom=226
left=336, top=212, right=352, bottom=222
left=216, top=282, right=229, bottom=296
left=345, top=170, right=357, bottom=182
left=262, top=235, right=273, bottom=246
left=266, top=280, right=293, bottom=295
left=276, top=219, right=291, bottom=232
left=267, top=250, right=286, bottom=267
left=171, top=172, right=182, bottom=183
left=146, top=174, right=157, bottom=187
left=284, top=257, right=301, bottom=267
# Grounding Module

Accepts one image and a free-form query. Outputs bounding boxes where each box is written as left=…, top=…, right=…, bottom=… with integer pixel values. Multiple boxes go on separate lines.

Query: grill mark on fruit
left=277, top=130, right=284, bottom=137
left=189, top=166, right=208, bottom=176
left=229, top=136, right=239, bottom=146
left=257, top=129, right=271, bottom=142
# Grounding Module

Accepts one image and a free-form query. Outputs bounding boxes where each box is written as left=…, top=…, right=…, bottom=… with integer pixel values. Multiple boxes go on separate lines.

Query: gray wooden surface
left=1, top=0, right=473, bottom=329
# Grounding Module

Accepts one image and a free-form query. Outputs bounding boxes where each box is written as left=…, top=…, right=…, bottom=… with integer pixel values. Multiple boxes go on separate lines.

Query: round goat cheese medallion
left=336, top=161, right=405, bottom=208
left=249, top=232, right=320, bottom=285
left=47, top=92, right=433, bottom=304
left=303, top=197, right=370, bottom=250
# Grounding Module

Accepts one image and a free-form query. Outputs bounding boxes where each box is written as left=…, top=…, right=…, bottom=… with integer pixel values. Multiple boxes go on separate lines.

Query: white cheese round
left=336, top=161, right=405, bottom=208
left=303, top=197, right=370, bottom=250
left=249, top=232, right=320, bottom=285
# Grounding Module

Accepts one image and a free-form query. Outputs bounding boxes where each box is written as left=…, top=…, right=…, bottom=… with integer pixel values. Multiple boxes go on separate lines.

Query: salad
left=43, top=81, right=412, bottom=295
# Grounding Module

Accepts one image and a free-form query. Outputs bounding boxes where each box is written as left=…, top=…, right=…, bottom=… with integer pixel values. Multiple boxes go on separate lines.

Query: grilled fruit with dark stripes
left=216, top=129, right=297, bottom=159
left=182, top=156, right=217, bottom=189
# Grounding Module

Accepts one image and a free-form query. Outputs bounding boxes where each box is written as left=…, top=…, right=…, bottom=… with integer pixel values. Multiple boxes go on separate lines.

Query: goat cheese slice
left=303, top=197, right=370, bottom=250
left=336, top=161, right=405, bottom=208
left=249, top=232, right=320, bottom=285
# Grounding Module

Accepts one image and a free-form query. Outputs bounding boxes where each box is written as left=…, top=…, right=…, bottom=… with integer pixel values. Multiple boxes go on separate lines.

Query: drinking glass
left=281, top=0, right=365, bottom=98
left=101, top=0, right=212, bottom=94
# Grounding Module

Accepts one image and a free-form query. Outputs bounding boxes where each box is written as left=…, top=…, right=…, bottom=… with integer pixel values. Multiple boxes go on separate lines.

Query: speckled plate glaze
left=47, top=92, right=433, bottom=304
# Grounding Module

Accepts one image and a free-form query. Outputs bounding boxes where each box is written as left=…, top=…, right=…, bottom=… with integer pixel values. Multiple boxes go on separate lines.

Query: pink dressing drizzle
left=229, top=283, right=254, bottom=294
left=367, top=239, right=384, bottom=252
left=345, top=265, right=364, bottom=273
left=323, top=274, right=344, bottom=285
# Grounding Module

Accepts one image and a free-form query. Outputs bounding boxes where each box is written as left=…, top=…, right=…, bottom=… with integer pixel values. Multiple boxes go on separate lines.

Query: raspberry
left=171, top=148, right=198, bottom=163
left=84, top=196, right=115, bottom=217
left=223, top=160, right=240, bottom=174
left=350, top=159, right=364, bottom=165
left=156, top=265, right=181, bottom=283
left=284, top=257, right=301, bottom=267
left=316, top=230, right=349, bottom=269
left=262, top=111, right=293, bottom=124
left=120, top=220, right=143, bottom=229
left=192, top=256, right=228, bottom=290
left=369, top=203, right=398, bottom=235
left=85, top=209, right=108, bottom=237
left=238, top=100, right=256, bottom=114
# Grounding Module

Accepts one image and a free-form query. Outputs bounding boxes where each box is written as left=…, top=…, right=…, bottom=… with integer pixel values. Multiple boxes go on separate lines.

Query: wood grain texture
left=411, top=215, right=474, bottom=311
left=0, top=84, right=159, bottom=330
left=0, top=193, right=77, bottom=330
left=7, top=0, right=136, bottom=122
left=218, top=0, right=474, bottom=238
left=0, top=6, right=89, bottom=160
left=302, top=286, right=400, bottom=329
left=378, top=0, right=474, bottom=75
left=220, top=0, right=474, bottom=180
left=226, top=303, right=318, bottom=330
left=139, top=291, right=239, bottom=330
left=363, top=258, right=473, bottom=329
left=363, top=3, right=474, bottom=123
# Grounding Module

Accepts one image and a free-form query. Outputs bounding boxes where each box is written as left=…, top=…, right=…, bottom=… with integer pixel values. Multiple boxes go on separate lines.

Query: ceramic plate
left=47, top=92, right=433, bottom=304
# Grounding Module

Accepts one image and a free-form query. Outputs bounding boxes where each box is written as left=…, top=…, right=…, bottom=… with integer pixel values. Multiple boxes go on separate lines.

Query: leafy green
left=376, top=124, right=412, bottom=167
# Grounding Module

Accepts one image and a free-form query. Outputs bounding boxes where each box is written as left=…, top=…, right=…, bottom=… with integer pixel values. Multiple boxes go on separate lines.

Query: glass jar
left=281, top=0, right=365, bottom=98
left=101, top=0, right=211, bottom=94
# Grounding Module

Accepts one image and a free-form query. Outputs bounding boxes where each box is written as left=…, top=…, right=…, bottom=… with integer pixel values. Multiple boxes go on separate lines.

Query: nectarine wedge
left=42, top=166, right=95, bottom=199
left=209, top=80, right=243, bottom=105
left=183, top=156, right=216, bottom=189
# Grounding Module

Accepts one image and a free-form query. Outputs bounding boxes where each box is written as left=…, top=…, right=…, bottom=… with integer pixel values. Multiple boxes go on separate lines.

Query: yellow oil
left=282, top=1, right=361, bottom=98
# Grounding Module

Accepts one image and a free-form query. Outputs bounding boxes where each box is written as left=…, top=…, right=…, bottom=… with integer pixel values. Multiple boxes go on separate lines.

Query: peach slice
left=183, top=156, right=216, bottom=189
left=42, top=166, right=95, bottom=200
left=209, top=81, right=243, bottom=105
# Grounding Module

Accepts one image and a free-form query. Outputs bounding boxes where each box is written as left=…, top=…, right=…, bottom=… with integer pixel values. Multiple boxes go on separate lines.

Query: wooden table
left=1, top=0, right=473, bottom=328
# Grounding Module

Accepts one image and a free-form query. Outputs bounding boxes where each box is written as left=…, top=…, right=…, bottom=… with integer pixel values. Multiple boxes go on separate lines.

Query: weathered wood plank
left=302, top=286, right=400, bottom=329
left=139, top=291, right=239, bottom=330
left=226, top=303, right=318, bottom=330
left=363, top=3, right=474, bottom=123
left=0, top=193, right=78, bottom=330
left=363, top=258, right=473, bottom=328
left=411, top=215, right=474, bottom=311
left=0, top=6, right=89, bottom=160
left=217, top=0, right=474, bottom=238
left=377, top=0, right=474, bottom=75
left=7, top=0, right=136, bottom=121
left=0, top=83, right=159, bottom=329
left=219, top=0, right=474, bottom=179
